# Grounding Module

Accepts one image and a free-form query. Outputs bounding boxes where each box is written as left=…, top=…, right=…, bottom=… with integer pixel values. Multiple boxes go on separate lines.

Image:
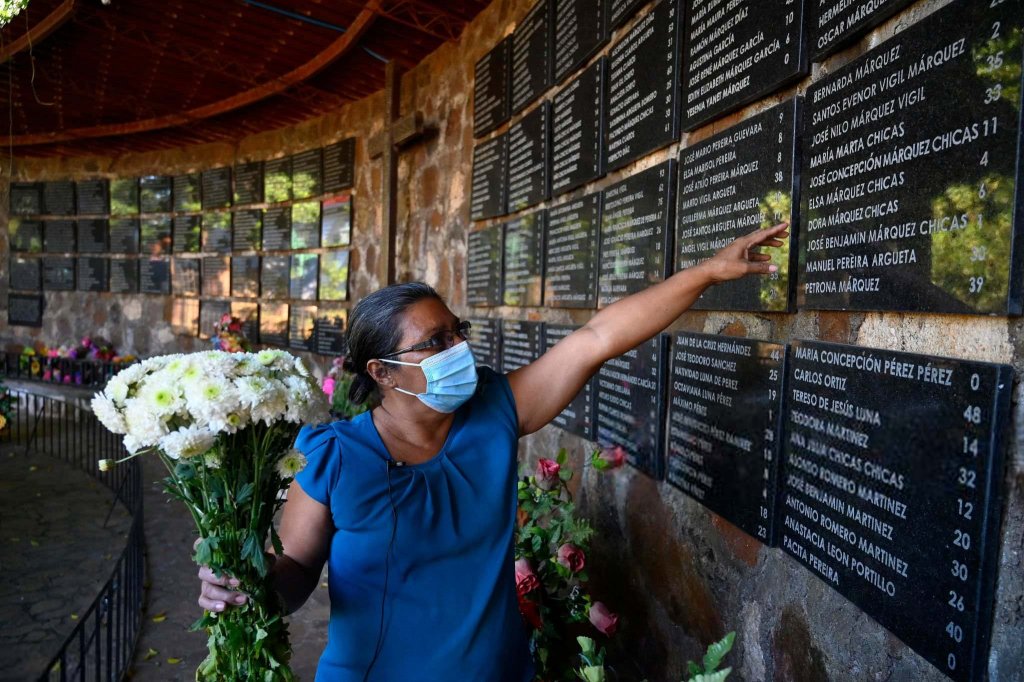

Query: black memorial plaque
left=173, top=257, right=201, bottom=297
left=264, top=157, right=293, bottom=204
left=11, top=183, right=42, bottom=216
left=552, top=58, right=605, bottom=196
left=323, top=138, right=356, bottom=192
left=811, top=0, right=916, bottom=62
left=172, top=215, right=201, bottom=253
left=503, top=211, right=546, bottom=306
left=202, top=168, right=232, bottom=210
left=288, top=305, right=318, bottom=351
left=202, top=256, right=230, bottom=297
left=681, top=0, right=808, bottom=131
left=467, top=317, right=502, bottom=369
left=780, top=340, right=1011, bottom=682
left=314, top=307, right=348, bottom=356
left=110, top=259, right=139, bottom=294
left=9, top=257, right=41, bottom=291
left=171, top=298, right=200, bottom=336
left=109, top=219, right=140, bottom=253
left=231, top=256, right=261, bottom=298
left=604, top=0, right=681, bottom=171
left=291, top=149, right=322, bottom=200
left=553, top=0, right=606, bottom=83
left=321, top=194, right=352, bottom=247
left=261, top=303, right=291, bottom=347
left=319, top=250, right=349, bottom=302
left=233, top=210, right=262, bottom=252
left=8, top=294, right=43, bottom=327
left=76, top=179, right=109, bottom=215
left=500, top=320, right=544, bottom=373
left=508, top=103, right=551, bottom=211
left=44, top=220, right=76, bottom=253
left=474, top=38, right=512, bottom=137
left=666, top=332, right=784, bottom=543
left=471, top=133, right=509, bottom=221
left=10, top=219, right=43, bottom=253
left=799, top=0, right=1024, bottom=315
left=677, top=99, right=799, bottom=311
left=291, top=201, right=321, bottom=249
left=110, top=178, right=139, bottom=216
left=595, top=334, right=668, bottom=479
left=231, top=302, right=260, bottom=343
left=142, top=216, right=172, bottom=255
left=77, top=257, right=109, bottom=292
left=43, top=181, right=75, bottom=216
left=290, top=254, right=319, bottom=301
left=511, top=0, right=552, bottom=115
left=261, top=256, right=290, bottom=299
left=605, top=0, right=647, bottom=32
left=262, top=207, right=291, bottom=251
left=42, top=257, right=75, bottom=291
left=233, top=161, right=264, bottom=205
left=544, top=324, right=595, bottom=439
left=599, top=161, right=675, bottom=306
left=545, top=193, right=600, bottom=308
left=199, top=301, right=231, bottom=340
left=173, top=173, right=202, bottom=213
left=467, top=224, right=504, bottom=306
left=77, top=219, right=109, bottom=253
left=139, top=258, right=171, bottom=294
left=140, top=176, right=172, bottom=214
left=203, top=213, right=232, bottom=253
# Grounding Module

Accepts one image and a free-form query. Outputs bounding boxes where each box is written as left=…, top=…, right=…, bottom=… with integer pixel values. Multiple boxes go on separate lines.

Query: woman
left=197, top=224, right=788, bottom=680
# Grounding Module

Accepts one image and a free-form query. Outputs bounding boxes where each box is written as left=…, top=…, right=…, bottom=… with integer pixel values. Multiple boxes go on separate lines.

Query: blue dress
left=295, top=367, right=534, bottom=681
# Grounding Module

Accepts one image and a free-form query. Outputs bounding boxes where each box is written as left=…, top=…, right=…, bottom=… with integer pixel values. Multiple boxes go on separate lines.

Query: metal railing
left=1, top=353, right=135, bottom=389
left=0, top=387, right=145, bottom=681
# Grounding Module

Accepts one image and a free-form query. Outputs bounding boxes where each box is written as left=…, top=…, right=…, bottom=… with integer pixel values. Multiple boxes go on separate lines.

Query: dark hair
left=345, top=281, right=442, bottom=404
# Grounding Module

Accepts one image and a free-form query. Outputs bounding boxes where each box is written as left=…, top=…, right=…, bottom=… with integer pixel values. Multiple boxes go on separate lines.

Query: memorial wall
left=5, top=0, right=1024, bottom=679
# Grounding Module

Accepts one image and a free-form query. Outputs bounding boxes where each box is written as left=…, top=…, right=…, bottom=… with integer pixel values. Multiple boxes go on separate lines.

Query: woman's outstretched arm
left=507, top=223, right=789, bottom=436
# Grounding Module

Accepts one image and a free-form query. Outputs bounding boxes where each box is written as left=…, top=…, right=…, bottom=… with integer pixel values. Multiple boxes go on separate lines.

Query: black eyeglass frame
left=379, top=320, right=472, bottom=358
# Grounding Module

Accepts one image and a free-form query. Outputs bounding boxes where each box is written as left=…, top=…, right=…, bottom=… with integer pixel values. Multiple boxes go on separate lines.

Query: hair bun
left=341, top=356, right=357, bottom=373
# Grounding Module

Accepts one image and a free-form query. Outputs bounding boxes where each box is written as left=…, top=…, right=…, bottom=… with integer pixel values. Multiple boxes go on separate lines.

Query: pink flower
left=535, top=458, right=560, bottom=490
left=518, top=592, right=543, bottom=630
left=322, top=377, right=336, bottom=400
left=599, top=445, right=627, bottom=469
left=589, top=602, right=619, bottom=636
left=514, top=558, right=540, bottom=597
left=556, top=543, right=586, bottom=573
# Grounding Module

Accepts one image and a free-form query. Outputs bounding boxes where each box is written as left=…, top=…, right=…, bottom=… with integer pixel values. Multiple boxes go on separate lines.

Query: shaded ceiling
left=2, top=0, right=489, bottom=158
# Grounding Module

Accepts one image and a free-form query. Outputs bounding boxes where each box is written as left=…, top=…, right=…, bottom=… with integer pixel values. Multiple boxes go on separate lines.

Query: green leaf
left=690, top=668, right=732, bottom=682
left=559, top=468, right=572, bottom=481
left=687, top=661, right=702, bottom=677
left=556, top=448, right=567, bottom=466
left=236, top=482, right=255, bottom=505
left=702, top=632, right=735, bottom=673
left=194, top=536, right=219, bottom=566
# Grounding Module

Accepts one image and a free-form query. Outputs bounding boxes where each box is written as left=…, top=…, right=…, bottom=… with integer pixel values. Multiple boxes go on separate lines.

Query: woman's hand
left=699, top=222, right=790, bottom=283
left=197, top=565, right=248, bottom=613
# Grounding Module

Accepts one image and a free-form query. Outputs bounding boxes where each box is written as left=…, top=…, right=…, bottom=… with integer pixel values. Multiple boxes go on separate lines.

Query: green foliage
left=161, top=422, right=300, bottom=681
left=328, top=370, right=370, bottom=420
left=0, top=0, right=31, bottom=28
left=575, top=637, right=607, bottom=682
left=685, top=632, right=735, bottom=682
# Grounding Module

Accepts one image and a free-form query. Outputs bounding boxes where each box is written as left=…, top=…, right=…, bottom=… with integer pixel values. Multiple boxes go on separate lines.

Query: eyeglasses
left=380, top=320, right=472, bottom=358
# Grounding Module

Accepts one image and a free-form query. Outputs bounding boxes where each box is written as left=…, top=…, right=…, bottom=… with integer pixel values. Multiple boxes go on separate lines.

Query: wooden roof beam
left=0, top=0, right=77, bottom=64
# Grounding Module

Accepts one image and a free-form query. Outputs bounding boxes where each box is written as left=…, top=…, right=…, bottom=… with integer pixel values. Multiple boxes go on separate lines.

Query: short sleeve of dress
left=476, top=366, right=518, bottom=434
left=294, top=423, right=341, bottom=506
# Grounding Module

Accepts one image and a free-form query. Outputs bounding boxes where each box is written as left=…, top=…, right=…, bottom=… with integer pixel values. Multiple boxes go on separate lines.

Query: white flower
left=293, top=357, right=310, bottom=377
left=91, top=393, right=127, bottom=434
left=276, top=449, right=307, bottom=478
left=137, top=379, right=184, bottom=417
left=111, top=362, right=148, bottom=388
left=161, top=425, right=218, bottom=460
left=123, top=398, right=170, bottom=449
left=256, top=349, right=281, bottom=366
left=203, top=451, right=222, bottom=469
left=105, top=377, right=129, bottom=405
left=98, top=458, right=114, bottom=472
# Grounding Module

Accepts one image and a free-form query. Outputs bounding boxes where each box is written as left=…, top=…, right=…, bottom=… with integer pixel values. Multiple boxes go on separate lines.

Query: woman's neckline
left=366, top=406, right=467, bottom=469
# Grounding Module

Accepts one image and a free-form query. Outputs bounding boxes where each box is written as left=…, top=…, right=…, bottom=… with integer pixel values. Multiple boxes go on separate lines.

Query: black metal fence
left=0, top=353, right=135, bottom=389
left=0, top=388, right=145, bottom=681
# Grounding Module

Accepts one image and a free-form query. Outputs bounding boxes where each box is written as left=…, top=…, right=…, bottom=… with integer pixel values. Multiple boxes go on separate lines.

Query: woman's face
left=384, top=297, right=463, bottom=394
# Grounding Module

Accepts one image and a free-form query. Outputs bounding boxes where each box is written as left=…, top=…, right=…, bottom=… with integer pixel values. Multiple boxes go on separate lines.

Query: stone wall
left=5, top=0, right=1023, bottom=680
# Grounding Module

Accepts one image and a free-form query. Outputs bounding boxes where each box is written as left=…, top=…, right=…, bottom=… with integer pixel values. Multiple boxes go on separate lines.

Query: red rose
left=514, top=558, right=540, bottom=596
left=556, top=543, right=586, bottom=573
left=536, top=458, right=560, bottom=490
left=589, top=601, right=619, bottom=636
left=517, top=592, right=543, bottom=630
left=599, top=445, right=627, bottom=469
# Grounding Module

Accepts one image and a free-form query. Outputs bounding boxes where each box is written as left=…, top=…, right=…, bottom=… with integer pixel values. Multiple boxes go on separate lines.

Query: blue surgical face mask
left=379, top=341, right=478, bottom=413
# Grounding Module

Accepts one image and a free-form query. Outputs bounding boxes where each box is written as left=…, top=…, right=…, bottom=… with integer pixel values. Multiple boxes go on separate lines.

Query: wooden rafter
left=0, top=0, right=77, bottom=64
left=3, top=1, right=380, bottom=146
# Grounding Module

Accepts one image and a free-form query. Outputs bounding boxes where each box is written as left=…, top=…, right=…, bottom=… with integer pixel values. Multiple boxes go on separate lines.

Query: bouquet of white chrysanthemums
left=92, top=349, right=330, bottom=681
